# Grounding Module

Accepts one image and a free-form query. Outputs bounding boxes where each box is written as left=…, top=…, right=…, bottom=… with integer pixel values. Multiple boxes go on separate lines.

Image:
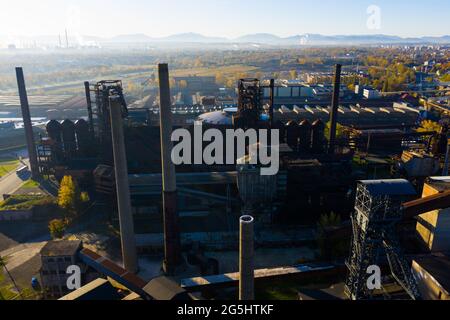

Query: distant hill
left=232, top=33, right=450, bottom=45
left=234, top=33, right=285, bottom=44
left=160, top=32, right=228, bottom=43
left=108, top=33, right=155, bottom=43
left=3, top=33, right=450, bottom=47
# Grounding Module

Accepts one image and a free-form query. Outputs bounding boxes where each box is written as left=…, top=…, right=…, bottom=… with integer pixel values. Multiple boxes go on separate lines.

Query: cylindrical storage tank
left=298, top=119, right=312, bottom=153
left=46, top=120, right=62, bottom=143
left=75, top=119, right=90, bottom=156
left=285, top=120, right=299, bottom=152
left=239, top=215, right=254, bottom=301
left=61, top=119, right=76, bottom=159
left=46, top=120, right=63, bottom=163
left=311, top=119, right=325, bottom=154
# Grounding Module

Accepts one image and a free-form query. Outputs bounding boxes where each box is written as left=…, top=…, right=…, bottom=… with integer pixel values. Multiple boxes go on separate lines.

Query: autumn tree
left=418, top=120, right=442, bottom=133
left=57, top=175, right=81, bottom=218
left=325, top=121, right=346, bottom=139
left=289, top=69, right=298, bottom=80
left=215, top=72, right=225, bottom=86
left=48, top=219, right=68, bottom=239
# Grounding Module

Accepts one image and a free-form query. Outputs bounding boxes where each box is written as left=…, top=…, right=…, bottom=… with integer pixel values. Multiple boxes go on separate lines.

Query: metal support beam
left=328, top=64, right=342, bottom=155
left=109, top=96, right=138, bottom=273
left=15, top=67, right=39, bottom=179
left=158, top=63, right=182, bottom=275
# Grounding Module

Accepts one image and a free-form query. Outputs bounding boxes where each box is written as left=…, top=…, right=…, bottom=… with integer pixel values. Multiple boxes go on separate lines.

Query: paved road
left=0, top=159, right=29, bottom=201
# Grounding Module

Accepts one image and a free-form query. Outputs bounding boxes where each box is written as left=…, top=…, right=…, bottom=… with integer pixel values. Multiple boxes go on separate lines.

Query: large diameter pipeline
left=239, top=215, right=255, bottom=300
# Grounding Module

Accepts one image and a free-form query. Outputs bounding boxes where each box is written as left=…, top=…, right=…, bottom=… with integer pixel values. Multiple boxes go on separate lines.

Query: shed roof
left=359, top=179, right=417, bottom=197
left=143, top=276, right=191, bottom=301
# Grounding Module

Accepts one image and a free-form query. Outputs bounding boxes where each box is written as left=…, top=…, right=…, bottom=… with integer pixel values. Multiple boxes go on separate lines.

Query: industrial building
left=11, top=62, right=450, bottom=301
left=39, top=240, right=84, bottom=298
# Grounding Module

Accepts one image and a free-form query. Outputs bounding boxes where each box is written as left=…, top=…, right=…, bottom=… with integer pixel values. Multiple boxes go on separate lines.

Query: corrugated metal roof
left=359, top=179, right=417, bottom=196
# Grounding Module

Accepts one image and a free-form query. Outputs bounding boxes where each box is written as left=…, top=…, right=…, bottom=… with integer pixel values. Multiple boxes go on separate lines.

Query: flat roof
left=40, top=240, right=82, bottom=257
left=359, top=179, right=417, bottom=196
left=59, top=278, right=121, bottom=300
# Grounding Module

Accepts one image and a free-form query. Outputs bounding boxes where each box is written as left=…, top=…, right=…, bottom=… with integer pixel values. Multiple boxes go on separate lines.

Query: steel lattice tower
left=345, top=180, right=422, bottom=300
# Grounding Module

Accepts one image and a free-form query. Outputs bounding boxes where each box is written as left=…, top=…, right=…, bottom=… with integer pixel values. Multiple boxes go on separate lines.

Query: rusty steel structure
left=94, top=80, right=127, bottom=164
left=233, top=79, right=262, bottom=130
left=345, top=179, right=421, bottom=300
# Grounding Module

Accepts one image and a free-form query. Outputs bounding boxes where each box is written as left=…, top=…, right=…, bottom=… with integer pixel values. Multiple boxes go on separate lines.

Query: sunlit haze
left=1, top=0, right=449, bottom=39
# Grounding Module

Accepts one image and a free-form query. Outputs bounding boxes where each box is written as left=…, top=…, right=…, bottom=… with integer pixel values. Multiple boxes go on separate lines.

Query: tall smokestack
left=65, top=29, right=69, bottom=48
left=15, top=67, right=39, bottom=179
left=84, top=81, right=95, bottom=134
left=239, top=215, right=254, bottom=300
left=328, top=64, right=342, bottom=155
left=158, top=63, right=182, bottom=275
left=109, top=95, right=138, bottom=273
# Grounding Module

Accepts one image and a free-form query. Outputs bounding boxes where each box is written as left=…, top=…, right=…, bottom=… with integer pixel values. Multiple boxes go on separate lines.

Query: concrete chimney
left=328, top=64, right=342, bottom=155
left=109, top=95, right=138, bottom=273
left=15, top=67, right=39, bottom=179
left=158, top=63, right=182, bottom=275
left=84, top=81, right=95, bottom=135
left=239, top=215, right=254, bottom=300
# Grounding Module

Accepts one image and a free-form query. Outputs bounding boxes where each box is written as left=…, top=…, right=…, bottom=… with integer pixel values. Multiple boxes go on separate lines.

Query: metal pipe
left=109, top=95, right=138, bottom=273
left=84, top=81, right=94, bottom=135
left=328, top=64, right=342, bottom=155
left=158, top=63, right=181, bottom=275
left=15, top=67, right=39, bottom=179
left=239, top=215, right=254, bottom=300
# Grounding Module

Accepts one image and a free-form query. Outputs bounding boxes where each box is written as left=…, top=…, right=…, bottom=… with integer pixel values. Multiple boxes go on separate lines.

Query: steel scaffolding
left=345, top=180, right=421, bottom=300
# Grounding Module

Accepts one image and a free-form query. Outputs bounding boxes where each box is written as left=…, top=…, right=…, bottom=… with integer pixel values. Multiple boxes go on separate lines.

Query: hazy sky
left=1, top=0, right=449, bottom=38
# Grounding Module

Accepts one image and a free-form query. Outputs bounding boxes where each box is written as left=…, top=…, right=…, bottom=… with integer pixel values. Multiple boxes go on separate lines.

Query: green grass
left=21, top=179, right=40, bottom=189
left=0, top=195, right=54, bottom=211
left=0, top=284, right=19, bottom=300
left=0, top=159, right=19, bottom=179
left=256, top=284, right=299, bottom=300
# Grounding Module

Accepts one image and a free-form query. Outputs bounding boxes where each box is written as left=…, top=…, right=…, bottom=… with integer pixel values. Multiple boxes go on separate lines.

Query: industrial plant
left=0, top=52, right=449, bottom=303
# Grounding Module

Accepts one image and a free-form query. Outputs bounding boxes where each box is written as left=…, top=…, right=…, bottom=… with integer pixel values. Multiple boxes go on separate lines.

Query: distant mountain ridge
left=3, top=33, right=450, bottom=46
left=73, top=33, right=450, bottom=45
